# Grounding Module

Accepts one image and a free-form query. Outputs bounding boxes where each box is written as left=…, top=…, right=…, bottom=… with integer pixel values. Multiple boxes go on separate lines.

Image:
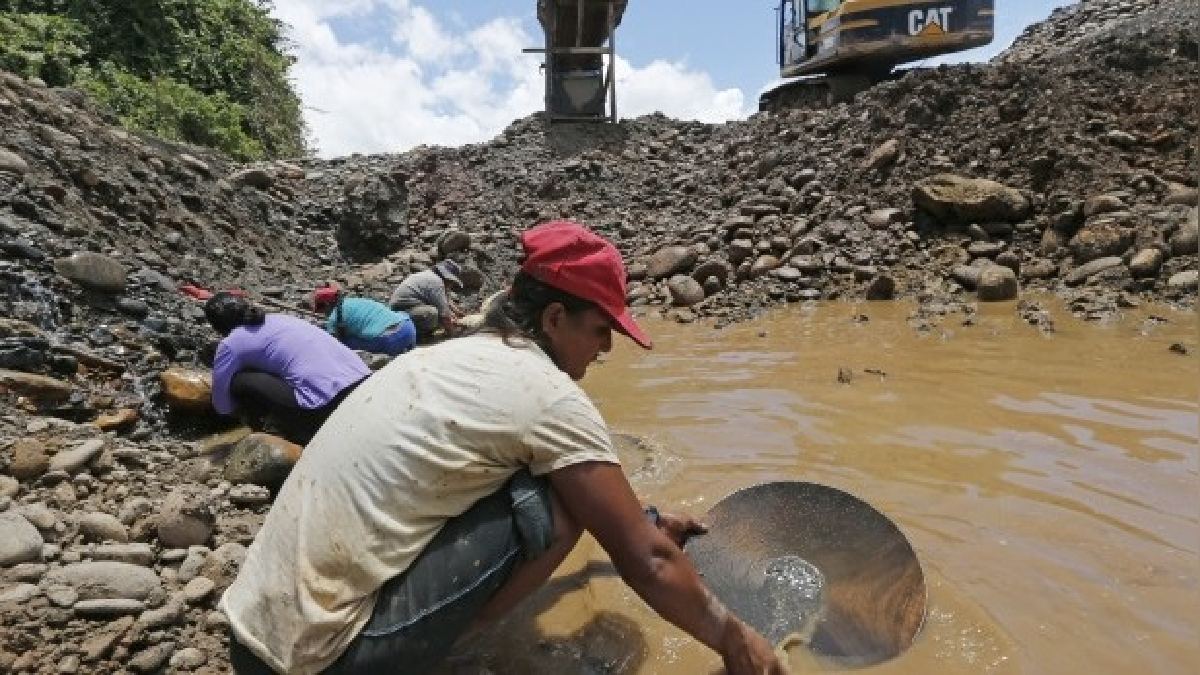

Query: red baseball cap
left=520, top=221, right=652, bottom=349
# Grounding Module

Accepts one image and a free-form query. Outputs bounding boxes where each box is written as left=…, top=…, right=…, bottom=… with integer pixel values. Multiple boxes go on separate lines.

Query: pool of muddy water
left=449, top=298, right=1198, bottom=675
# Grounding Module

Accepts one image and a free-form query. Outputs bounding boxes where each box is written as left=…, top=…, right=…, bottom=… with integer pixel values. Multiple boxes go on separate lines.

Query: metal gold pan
left=684, top=481, right=926, bottom=669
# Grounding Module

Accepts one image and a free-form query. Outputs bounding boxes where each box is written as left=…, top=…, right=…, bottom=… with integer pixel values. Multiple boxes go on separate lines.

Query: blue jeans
left=342, top=318, right=417, bottom=356
left=229, top=471, right=554, bottom=674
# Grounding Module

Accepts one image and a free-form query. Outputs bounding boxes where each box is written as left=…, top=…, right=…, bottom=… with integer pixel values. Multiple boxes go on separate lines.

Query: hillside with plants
left=0, top=0, right=305, bottom=160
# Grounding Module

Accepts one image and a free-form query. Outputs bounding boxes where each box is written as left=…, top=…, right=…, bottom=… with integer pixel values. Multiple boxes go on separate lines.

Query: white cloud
left=270, top=1, right=753, bottom=158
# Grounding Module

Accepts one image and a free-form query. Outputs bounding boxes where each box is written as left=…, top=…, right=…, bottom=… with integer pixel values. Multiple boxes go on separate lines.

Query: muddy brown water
left=449, top=298, right=1198, bottom=675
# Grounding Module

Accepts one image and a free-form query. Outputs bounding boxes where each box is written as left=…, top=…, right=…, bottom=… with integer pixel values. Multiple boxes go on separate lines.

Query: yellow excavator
left=761, top=0, right=995, bottom=110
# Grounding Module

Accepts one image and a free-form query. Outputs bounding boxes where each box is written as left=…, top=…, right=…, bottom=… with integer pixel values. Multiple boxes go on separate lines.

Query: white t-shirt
left=219, top=334, right=619, bottom=674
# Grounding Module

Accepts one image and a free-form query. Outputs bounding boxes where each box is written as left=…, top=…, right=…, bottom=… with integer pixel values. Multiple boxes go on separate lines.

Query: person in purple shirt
left=204, top=292, right=371, bottom=444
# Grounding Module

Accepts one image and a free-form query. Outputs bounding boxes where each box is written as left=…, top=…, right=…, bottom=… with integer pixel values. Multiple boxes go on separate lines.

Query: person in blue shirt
left=309, top=285, right=417, bottom=357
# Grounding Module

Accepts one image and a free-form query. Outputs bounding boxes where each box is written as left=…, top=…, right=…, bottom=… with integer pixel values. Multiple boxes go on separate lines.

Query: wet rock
left=1128, top=248, right=1164, bottom=278
left=198, top=426, right=254, bottom=456
left=44, top=561, right=161, bottom=601
left=78, top=512, right=129, bottom=543
left=9, top=439, right=50, bottom=480
left=94, top=408, right=139, bottom=431
left=1069, top=222, right=1134, bottom=263
left=159, top=368, right=213, bottom=411
left=0, top=369, right=73, bottom=402
left=49, top=439, right=104, bottom=473
left=1065, top=257, right=1123, bottom=286
left=645, top=246, right=697, bottom=279
left=223, top=432, right=303, bottom=488
left=157, top=486, right=216, bottom=548
left=53, top=252, right=127, bottom=293
left=865, top=275, right=896, bottom=300
left=912, top=174, right=1031, bottom=224
left=977, top=265, right=1019, bottom=302
left=0, top=512, right=43, bottom=565
left=0, top=148, right=30, bottom=174
left=667, top=275, right=705, bottom=307
left=1167, top=270, right=1198, bottom=290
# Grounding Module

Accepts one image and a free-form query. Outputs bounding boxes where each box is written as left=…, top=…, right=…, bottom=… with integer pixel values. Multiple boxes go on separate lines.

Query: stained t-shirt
left=219, top=335, right=618, bottom=674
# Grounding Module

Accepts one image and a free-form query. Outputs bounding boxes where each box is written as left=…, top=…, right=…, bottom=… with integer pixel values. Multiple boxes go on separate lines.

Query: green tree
left=0, top=0, right=306, bottom=160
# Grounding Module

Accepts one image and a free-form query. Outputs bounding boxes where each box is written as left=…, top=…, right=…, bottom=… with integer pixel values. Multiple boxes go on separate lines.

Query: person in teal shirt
left=309, top=285, right=417, bottom=356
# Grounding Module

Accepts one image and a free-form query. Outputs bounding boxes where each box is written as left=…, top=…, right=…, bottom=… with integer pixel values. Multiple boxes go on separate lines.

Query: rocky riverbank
left=0, top=0, right=1196, bottom=672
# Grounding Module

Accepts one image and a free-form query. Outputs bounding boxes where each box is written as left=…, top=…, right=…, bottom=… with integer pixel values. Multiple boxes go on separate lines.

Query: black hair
left=475, top=272, right=595, bottom=353
left=204, top=292, right=266, bottom=336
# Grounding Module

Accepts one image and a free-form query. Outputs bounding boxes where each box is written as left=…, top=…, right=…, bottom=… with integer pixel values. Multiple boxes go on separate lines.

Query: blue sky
left=271, top=1, right=1077, bottom=157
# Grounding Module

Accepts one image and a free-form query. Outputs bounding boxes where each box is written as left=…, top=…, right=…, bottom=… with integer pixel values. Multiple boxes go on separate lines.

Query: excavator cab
left=776, top=0, right=995, bottom=78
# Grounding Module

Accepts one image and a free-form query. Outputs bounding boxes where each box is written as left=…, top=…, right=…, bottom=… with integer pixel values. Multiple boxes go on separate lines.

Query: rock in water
left=977, top=265, right=1019, bottom=302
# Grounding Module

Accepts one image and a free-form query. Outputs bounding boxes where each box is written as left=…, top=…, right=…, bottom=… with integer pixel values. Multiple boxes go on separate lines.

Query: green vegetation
left=0, top=0, right=305, bottom=160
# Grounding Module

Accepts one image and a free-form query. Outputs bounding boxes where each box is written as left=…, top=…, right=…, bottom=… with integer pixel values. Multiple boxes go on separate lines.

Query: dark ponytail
left=475, top=272, right=594, bottom=352
left=204, top=292, right=266, bottom=336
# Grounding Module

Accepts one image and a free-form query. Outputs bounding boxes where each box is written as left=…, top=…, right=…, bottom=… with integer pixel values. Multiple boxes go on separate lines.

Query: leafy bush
left=0, top=12, right=86, bottom=86
left=0, top=0, right=306, bottom=159
left=77, top=64, right=266, bottom=160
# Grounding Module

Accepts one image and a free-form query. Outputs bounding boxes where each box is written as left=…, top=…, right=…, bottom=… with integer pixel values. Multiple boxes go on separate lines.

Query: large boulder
left=44, top=561, right=161, bottom=601
left=667, top=275, right=705, bottom=307
left=334, top=173, right=410, bottom=262
left=159, top=368, right=213, bottom=412
left=1065, top=257, right=1123, bottom=286
left=156, top=486, right=216, bottom=548
left=913, top=174, right=1031, bottom=224
left=645, top=246, right=697, bottom=279
left=9, top=439, right=49, bottom=480
left=0, top=511, right=43, bottom=566
left=53, top=252, right=127, bottom=293
left=1069, top=222, right=1134, bottom=263
left=1170, top=221, right=1198, bottom=257
left=1128, top=248, right=1164, bottom=278
left=0, top=369, right=72, bottom=402
left=223, top=433, right=303, bottom=488
left=976, top=265, right=1019, bottom=302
